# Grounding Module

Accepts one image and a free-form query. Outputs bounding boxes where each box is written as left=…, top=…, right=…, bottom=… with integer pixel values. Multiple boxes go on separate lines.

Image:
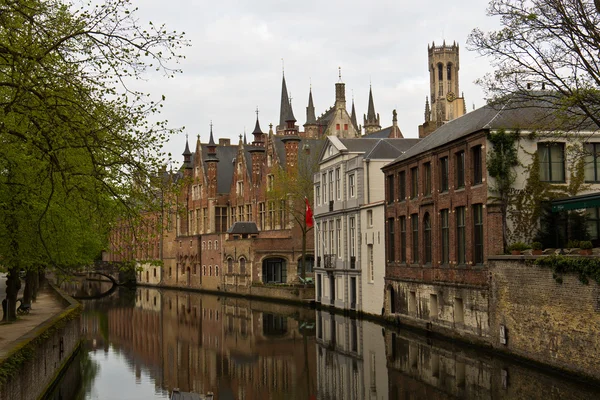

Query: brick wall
left=489, top=257, right=600, bottom=381
left=0, top=285, right=81, bottom=400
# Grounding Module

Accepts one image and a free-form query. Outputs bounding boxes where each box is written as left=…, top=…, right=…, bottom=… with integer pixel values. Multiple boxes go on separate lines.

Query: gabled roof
left=365, top=139, right=420, bottom=160
left=390, top=97, right=600, bottom=165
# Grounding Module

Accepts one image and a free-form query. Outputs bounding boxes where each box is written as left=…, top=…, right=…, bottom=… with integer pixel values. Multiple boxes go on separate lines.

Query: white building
left=313, top=134, right=419, bottom=315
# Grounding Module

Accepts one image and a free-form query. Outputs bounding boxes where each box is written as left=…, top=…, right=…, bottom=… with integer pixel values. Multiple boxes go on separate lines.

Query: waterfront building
left=382, top=96, right=600, bottom=339
left=313, top=126, right=419, bottom=315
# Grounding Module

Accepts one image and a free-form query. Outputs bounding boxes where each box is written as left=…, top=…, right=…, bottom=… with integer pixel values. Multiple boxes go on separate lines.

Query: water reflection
left=53, top=283, right=600, bottom=400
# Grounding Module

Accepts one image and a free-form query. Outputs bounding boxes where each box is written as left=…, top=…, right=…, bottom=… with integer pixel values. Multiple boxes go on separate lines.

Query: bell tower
left=419, top=41, right=466, bottom=138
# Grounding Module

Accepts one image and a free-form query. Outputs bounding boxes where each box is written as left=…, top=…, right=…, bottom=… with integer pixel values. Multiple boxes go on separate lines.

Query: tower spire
left=278, top=73, right=293, bottom=131
left=363, top=85, right=381, bottom=134
left=350, top=96, right=359, bottom=132
left=306, top=87, right=316, bottom=125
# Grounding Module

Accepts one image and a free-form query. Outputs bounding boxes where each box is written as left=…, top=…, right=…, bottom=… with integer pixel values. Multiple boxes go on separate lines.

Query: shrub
left=534, top=254, right=600, bottom=285
left=580, top=240, right=593, bottom=250
left=566, top=240, right=580, bottom=249
left=508, top=242, right=530, bottom=251
left=531, top=242, right=543, bottom=250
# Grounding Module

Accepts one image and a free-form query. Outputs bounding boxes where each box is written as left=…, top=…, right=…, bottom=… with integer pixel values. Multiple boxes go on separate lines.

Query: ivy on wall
left=488, top=131, right=590, bottom=249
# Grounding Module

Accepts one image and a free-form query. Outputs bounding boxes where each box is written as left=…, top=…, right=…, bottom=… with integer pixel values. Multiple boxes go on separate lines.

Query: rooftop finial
left=338, top=66, right=342, bottom=82
left=255, top=106, right=259, bottom=119
left=281, top=58, right=284, bottom=76
left=310, top=77, right=312, bottom=89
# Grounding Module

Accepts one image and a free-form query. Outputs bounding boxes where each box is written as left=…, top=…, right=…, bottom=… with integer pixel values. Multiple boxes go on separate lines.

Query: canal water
left=49, top=284, right=600, bottom=399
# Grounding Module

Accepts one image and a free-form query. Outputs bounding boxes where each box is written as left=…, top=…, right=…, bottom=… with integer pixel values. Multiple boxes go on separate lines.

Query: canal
left=48, top=284, right=600, bottom=399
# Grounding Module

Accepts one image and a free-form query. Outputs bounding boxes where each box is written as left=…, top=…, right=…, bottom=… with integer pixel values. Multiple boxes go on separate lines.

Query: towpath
left=0, top=273, right=65, bottom=359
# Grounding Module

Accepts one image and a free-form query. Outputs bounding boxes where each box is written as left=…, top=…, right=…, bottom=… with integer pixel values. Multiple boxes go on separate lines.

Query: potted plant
left=507, top=242, right=530, bottom=255
left=531, top=242, right=543, bottom=255
left=579, top=240, right=593, bottom=255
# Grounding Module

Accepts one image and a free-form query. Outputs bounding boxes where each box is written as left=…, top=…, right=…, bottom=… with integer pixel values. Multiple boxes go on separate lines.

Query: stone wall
left=489, top=257, right=600, bottom=381
left=0, top=284, right=81, bottom=400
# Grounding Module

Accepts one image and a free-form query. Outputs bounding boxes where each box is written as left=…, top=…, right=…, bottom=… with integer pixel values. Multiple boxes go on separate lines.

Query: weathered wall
left=384, top=280, right=490, bottom=340
left=489, top=257, right=600, bottom=381
left=0, top=285, right=81, bottom=400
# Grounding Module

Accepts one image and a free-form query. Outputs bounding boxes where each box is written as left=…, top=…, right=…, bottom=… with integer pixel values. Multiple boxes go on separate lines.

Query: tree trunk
left=31, top=269, right=40, bottom=301
left=23, top=269, right=35, bottom=305
left=3, top=268, right=22, bottom=322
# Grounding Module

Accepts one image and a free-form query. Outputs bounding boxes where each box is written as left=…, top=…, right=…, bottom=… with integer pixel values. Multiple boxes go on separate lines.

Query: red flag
left=305, top=197, right=314, bottom=228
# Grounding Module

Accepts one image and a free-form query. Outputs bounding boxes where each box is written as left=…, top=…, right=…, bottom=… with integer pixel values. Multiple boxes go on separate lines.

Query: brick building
left=382, top=97, right=600, bottom=339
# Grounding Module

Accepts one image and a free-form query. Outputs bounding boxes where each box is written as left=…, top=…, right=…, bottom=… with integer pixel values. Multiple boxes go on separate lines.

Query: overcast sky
left=133, top=0, right=500, bottom=166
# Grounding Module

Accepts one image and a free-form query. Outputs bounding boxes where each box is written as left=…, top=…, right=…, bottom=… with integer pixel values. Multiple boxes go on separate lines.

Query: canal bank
left=0, top=282, right=81, bottom=400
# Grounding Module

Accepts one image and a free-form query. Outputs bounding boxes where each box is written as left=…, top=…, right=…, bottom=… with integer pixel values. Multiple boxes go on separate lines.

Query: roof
left=199, top=144, right=237, bottom=193
left=320, top=137, right=420, bottom=163
left=363, top=126, right=393, bottom=139
left=390, top=96, right=600, bottom=165
left=227, top=221, right=259, bottom=235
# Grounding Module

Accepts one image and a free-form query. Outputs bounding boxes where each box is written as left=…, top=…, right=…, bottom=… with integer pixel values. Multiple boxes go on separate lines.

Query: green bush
left=508, top=242, right=530, bottom=251
left=566, top=240, right=580, bottom=249
left=580, top=240, right=593, bottom=250
left=534, top=254, right=600, bottom=285
left=531, top=242, right=543, bottom=250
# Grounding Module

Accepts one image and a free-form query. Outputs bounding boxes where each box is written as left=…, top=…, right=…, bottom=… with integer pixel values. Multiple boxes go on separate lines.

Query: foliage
left=531, top=241, right=543, bottom=250
left=567, top=240, right=581, bottom=249
left=468, top=0, right=600, bottom=130
left=0, top=0, right=187, bottom=319
left=580, top=240, right=593, bottom=249
left=535, top=254, right=600, bottom=285
left=487, top=129, right=520, bottom=250
left=507, top=242, right=530, bottom=251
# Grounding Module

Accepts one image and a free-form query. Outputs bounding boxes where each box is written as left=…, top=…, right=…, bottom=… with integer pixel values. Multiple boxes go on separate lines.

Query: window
left=336, top=168, right=341, bottom=199
left=440, top=157, right=449, bottom=192
left=473, top=204, right=484, bottom=265
left=203, top=208, right=208, bottom=233
left=215, top=240, right=218, bottom=249
left=411, top=214, right=419, bottom=264
left=267, top=174, right=274, bottom=191
left=585, top=143, right=600, bottom=182
left=387, top=174, right=395, bottom=204
left=344, top=123, right=348, bottom=130
left=368, top=244, right=374, bottom=282
left=538, top=143, right=565, bottom=182
left=472, top=145, right=483, bottom=185
left=240, top=258, right=246, bottom=274
left=329, top=221, right=334, bottom=255
left=279, top=199, right=286, bottom=227
left=447, top=63, right=452, bottom=80
left=228, top=258, right=233, bottom=274
left=367, top=210, right=373, bottom=227
left=455, top=151, right=465, bottom=189
left=316, top=185, right=321, bottom=205
left=237, top=181, right=244, bottom=196
left=349, top=174, right=355, bottom=198
left=262, top=258, right=287, bottom=283
left=349, top=217, right=356, bottom=258
left=268, top=201, right=275, bottom=229
left=424, top=213, right=432, bottom=264
left=259, top=202, right=265, bottom=230
left=322, top=173, right=327, bottom=202
left=399, top=171, right=406, bottom=201
left=336, top=219, right=341, bottom=257
left=215, top=206, right=227, bottom=232
left=410, top=167, right=418, bottom=199
left=441, top=209, right=449, bottom=264
left=387, top=218, right=395, bottom=262
left=336, top=123, right=340, bottom=130
left=400, top=216, right=406, bottom=263
left=329, top=170, right=334, bottom=201
left=586, top=208, right=600, bottom=240
left=456, top=207, right=466, bottom=264
left=424, top=163, right=432, bottom=196
left=215, top=266, right=219, bottom=276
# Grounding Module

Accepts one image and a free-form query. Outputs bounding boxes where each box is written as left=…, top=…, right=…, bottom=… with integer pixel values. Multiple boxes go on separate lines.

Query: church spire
left=424, top=96, right=431, bottom=121
left=363, top=85, right=381, bottom=134
left=278, top=74, right=293, bottom=131
left=305, top=87, right=316, bottom=125
left=182, top=134, right=192, bottom=169
left=350, top=97, right=359, bottom=133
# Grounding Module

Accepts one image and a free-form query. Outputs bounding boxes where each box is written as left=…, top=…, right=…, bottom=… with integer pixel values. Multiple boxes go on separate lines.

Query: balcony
left=324, top=254, right=335, bottom=269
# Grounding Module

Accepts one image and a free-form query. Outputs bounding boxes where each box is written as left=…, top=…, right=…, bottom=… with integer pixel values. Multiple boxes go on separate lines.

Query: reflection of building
left=160, top=290, right=317, bottom=399
left=315, top=311, right=388, bottom=400
left=313, top=133, right=418, bottom=315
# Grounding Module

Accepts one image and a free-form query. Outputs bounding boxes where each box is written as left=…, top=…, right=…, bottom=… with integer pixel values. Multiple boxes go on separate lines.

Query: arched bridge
left=72, top=261, right=136, bottom=300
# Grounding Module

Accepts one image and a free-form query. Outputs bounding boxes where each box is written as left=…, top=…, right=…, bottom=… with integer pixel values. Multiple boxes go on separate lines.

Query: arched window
left=437, top=63, right=444, bottom=81
left=214, top=240, right=218, bottom=249
left=202, top=265, right=206, bottom=275
left=209, top=265, right=212, bottom=276
left=447, top=63, right=452, bottom=80
left=227, top=258, right=233, bottom=274
left=239, top=257, right=246, bottom=275
left=424, top=213, right=432, bottom=264
left=215, top=266, right=219, bottom=276
left=208, top=241, right=212, bottom=250
left=202, top=241, right=205, bottom=250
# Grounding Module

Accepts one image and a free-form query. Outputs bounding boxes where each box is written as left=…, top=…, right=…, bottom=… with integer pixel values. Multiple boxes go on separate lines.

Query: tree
left=269, top=139, right=324, bottom=279
left=468, top=0, right=600, bottom=130
left=0, top=0, right=186, bottom=320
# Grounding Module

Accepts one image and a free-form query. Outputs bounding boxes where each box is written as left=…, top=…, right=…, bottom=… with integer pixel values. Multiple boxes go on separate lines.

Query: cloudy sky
left=133, top=0, right=501, bottom=166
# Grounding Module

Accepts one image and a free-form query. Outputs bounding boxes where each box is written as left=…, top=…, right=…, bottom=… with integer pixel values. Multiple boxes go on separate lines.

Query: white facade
left=313, top=136, right=413, bottom=315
